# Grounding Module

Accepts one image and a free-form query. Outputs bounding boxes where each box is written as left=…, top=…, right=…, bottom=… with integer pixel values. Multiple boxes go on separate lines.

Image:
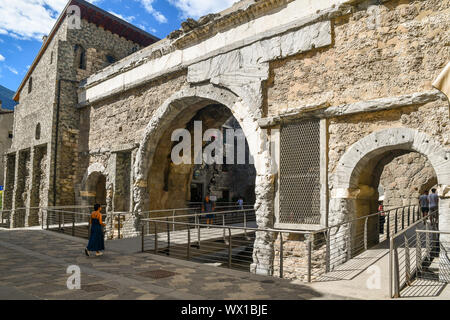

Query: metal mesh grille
left=279, top=119, right=321, bottom=225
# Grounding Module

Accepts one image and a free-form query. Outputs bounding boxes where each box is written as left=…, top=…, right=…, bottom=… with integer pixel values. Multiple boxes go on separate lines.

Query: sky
left=0, top=0, right=236, bottom=93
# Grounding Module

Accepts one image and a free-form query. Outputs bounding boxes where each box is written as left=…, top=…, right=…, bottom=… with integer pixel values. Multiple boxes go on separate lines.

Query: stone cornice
left=258, top=90, right=446, bottom=128
left=172, top=0, right=295, bottom=49
left=79, top=0, right=353, bottom=97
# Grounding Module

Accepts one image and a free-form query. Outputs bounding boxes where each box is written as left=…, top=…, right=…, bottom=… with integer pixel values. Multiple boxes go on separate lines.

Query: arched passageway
left=133, top=84, right=275, bottom=275
left=82, top=168, right=107, bottom=207
left=146, top=104, right=256, bottom=211
left=329, top=127, right=450, bottom=266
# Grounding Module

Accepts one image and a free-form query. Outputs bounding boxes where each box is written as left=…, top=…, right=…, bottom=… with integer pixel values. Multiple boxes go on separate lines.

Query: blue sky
left=0, top=0, right=235, bottom=93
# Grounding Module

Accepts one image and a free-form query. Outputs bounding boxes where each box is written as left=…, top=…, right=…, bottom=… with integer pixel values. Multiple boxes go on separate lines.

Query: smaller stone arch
left=80, top=163, right=107, bottom=207
left=329, top=127, right=450, bottom=268
left=334, top=127, right=450, bottom=191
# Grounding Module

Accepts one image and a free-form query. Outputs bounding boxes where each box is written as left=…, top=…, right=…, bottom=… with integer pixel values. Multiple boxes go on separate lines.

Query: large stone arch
left=133, top=83, right=275, bottom=275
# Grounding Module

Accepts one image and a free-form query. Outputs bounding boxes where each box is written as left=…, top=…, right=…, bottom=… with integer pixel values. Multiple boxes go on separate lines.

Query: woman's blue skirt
left=87, top=219, right=105, bottom=251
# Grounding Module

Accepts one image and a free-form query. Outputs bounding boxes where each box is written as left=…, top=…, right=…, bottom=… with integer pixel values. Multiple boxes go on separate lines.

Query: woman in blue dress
left=84, top=204, right=105, bottom=257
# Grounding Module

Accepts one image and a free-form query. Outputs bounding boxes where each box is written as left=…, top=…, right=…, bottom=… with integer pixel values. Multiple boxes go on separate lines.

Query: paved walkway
left=0, top=229, right=350, bottom=300
left=305, top=226, right=450, bottom=300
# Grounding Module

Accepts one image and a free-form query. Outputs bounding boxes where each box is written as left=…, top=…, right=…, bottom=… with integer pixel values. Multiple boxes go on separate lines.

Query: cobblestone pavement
left=0, top=229, right=351, bottom=300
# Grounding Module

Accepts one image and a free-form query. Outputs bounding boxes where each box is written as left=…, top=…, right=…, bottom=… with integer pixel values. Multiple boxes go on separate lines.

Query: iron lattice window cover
left=279, top=119, right=321, bottom=225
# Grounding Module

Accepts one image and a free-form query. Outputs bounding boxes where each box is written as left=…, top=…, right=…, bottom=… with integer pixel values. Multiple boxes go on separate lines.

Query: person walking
left=419, top=190, right=429, bottom=217
left=237, top=197, right=244, bottom=211
left=84, top=204, right=106, bottom=257
left=428, top=188, right=439, bottom=226
left=202, top=196, right=215, bottom=227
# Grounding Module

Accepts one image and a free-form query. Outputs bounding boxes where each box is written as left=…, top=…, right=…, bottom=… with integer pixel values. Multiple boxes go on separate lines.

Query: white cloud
left=138, top=0, right=167, bottom=23
left=168, top=0, right=235, bottom=19
left=137, top=24, right=157, bottom=34
left=0, top=0, right=67, bottom=40
left=7, top=66, right=18, bottom=75
left=108, top=10, right=136, bottom=23
left=0, top=0, right=103, bottom=40
left=0, top=54, right=5, bottom=61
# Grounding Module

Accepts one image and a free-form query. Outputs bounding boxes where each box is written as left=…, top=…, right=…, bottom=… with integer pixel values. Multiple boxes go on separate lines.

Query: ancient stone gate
left=4, top=0, right=450, bottom=276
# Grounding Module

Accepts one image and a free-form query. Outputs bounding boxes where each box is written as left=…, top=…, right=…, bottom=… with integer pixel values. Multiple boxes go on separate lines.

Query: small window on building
left=50, top=51, right=54, bottom=64
left=8, top=131, right=13, bottom=139
left=28, top=77, right=33, bottom=94
left=35, top=123, right=41, bottom=140
left=106, top=54, right=116, bottom=64
left=74, top=44, right=86, bottom=70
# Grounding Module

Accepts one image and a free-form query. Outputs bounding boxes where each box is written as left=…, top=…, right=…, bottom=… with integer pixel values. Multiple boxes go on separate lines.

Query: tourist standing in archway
left=428, top=189, right=439, bottom=226
left=84, top=204, right=106, bottom=257
left=202, top=196, right=215, bottom=228
left=419, top=190, right=429, bottom=217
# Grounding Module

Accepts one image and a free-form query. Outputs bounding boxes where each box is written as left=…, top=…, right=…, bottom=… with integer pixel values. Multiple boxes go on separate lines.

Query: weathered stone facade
left=0, top=105, right=14, bottom=188
left=5, top=0, right=450, bottom=279
left=4, top=0, right=158, bottom=226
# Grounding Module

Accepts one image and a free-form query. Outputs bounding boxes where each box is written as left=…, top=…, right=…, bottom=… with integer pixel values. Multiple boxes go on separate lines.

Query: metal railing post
left=228, top=228, right=232, bottom=268
left=425, top=223, right=430, bottom=260
left=307, top=237, right=312, bottom=283
left=364, top=217, right=368, bottom=250
left=118, top=213, right=122, bottom=239
left=58, top=211, right=61, bottom=230
left=46, top=209, right=49, bottom=230
left=393, top=246, right=400, bottom=298
left=166, top=217, right=170, bottom=255
left=326, top=231, right=330, bottom=273
left=244, top=211, right=247, bottom=238
left=187, top=224, right=191, bottom=260
left=141, top=224, right=145, bottom=252
left=72, top=212, right=75, bottom=236
left=279, top=232, right=283, bottom=278
left=389, top=237, right=393, bottom=298
left=386, top=212, right=390, bottom=239
left=395, top=209, right=398, bottom=234
left=197, top=214, right=201, bottom=249
left=416, top=230, right=421, bottom=278
left=154, top=222, right=158, bottom=254
left=401, top=207, right=405, bottom=230
left=407, top=206, right=411, bottom=227
left=222, top=214, right=226, bottom=241
left=404, top=234, right=410, bottom=286
left=172, top=210, right=175, bottom=232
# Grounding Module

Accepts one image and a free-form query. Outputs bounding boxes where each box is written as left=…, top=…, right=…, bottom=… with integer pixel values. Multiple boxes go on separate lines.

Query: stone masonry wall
left=76, top=72, right=187, bottom=212
left=328, top=100, right=449, bottom=180
left=267, top=0, right=449, bottom=116
left=53, top=17, right=147, bottom=207
left=0, top=111, right=13, bottom=187
left=379, top=151, right=437, bottom=208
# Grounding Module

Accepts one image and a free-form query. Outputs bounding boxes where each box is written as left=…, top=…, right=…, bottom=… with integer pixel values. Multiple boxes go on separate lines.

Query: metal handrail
left=389, top=208, right=439, bottom=298
left=141, top=216, right=311, bottom=235
left=312, top=205, right=418, bottom=235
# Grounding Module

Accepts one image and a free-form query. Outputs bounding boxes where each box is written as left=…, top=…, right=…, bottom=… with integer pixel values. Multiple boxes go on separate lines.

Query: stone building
left=0, top=101, right=14, bottom=187
left=3, top=0, right=159, bottom=226
left=4, top=0, right=450, bottom=276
